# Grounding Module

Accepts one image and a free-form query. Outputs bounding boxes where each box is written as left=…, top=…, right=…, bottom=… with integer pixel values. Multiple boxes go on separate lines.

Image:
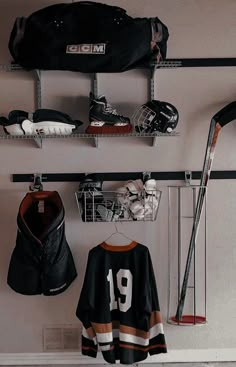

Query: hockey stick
left=175, top=101, right=236, bottom=321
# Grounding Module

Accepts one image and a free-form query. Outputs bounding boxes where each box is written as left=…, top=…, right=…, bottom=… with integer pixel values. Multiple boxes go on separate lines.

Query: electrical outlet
left=43, top=324, right=81, bottom=351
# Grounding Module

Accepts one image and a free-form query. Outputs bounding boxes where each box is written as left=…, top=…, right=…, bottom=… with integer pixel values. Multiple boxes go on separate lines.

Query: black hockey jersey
left=76, top=241, right=167, bottom=364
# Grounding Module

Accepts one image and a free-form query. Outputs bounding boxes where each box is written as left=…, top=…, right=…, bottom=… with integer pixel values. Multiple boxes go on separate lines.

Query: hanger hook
left=29, top=173, right=43, bottom=192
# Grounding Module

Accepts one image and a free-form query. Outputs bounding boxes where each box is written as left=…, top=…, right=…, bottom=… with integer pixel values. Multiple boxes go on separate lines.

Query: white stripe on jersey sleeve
left=96, top=332, right=113, bottom=343
left=149, top=323, right=164, bottom=339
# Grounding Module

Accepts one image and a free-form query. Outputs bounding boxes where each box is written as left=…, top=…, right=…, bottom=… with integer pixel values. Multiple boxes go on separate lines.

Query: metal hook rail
left=12, top=170, right=236, bottom=185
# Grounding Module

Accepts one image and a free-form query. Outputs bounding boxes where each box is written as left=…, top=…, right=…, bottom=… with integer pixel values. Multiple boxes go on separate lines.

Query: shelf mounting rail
left=12, top=170, right=236, bottom=184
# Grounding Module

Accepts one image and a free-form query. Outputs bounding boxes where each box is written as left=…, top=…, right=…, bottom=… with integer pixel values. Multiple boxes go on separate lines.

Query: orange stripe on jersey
left=148, top=343, right=167, bottom=351
left=120, top=324, right=149, bottom=339
left=150, top=311, right=162, bottom=327
left=91, top=320, right=163, bottom=340
left=92, top=321, right=112, bottom=333
left=82, top=346, right=98, bottom=353
left=119, top=343, right=167, bottom=352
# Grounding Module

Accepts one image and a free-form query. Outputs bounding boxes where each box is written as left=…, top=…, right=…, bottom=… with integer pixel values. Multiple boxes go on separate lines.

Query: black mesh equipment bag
left=9, top=1, right=169, bottom=72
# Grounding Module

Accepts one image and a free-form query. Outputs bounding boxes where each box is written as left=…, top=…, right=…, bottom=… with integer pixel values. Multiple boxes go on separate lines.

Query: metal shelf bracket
left=149, top=67, right=156, bottom=101
left=33, top=137, right=43, bottom=148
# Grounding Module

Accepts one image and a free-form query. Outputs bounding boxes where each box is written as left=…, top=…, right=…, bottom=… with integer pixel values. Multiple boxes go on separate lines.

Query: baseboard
left=0, top=349, right=236, bottom=365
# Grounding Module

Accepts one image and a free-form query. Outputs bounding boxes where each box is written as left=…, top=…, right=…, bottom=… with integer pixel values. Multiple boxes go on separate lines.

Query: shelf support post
left=35, top=69, right=42, bottom=109
left=149, top=66, right=156, bottom=101
left=92, top=73, right=98, bottom=98
left=33, top=70, right=43, bottom=148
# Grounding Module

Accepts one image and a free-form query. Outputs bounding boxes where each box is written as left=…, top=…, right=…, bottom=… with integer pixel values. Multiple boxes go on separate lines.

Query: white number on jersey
left=107, top=269, right=133, bottom=312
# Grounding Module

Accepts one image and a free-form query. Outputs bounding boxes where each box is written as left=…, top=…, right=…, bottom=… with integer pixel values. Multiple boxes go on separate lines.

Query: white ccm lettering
left=66, top=44, right=106, bottom=54
left=93, top=45, right=105, bottom=53
left=81, top=44, right=91, bottom=53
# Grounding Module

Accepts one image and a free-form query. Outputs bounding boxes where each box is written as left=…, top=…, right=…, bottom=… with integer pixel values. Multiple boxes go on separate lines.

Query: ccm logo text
left=66, top=44, right=106, bottom=54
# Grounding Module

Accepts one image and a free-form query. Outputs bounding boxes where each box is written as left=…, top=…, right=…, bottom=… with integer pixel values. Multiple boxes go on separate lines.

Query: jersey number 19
left=107, top=269, right=133, bottom=312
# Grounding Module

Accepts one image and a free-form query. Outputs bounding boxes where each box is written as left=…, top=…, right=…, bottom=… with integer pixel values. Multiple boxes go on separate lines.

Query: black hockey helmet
left=132, top=100, right=179, bottom=133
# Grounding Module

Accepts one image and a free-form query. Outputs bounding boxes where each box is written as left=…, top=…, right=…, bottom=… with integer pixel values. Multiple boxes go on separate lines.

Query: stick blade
left=212, top=101, right=236, bottom=127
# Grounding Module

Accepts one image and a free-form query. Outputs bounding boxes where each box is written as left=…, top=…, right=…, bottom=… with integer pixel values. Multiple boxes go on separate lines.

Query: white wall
left=0, top=0, right=236, bottom=363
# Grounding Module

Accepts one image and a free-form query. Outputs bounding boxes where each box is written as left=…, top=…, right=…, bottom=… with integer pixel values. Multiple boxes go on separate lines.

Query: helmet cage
left=132, top=104, right=157, bottom=133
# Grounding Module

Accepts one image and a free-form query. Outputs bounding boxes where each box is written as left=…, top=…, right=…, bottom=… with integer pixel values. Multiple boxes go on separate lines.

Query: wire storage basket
left=75, top=188, right=162, bottom=222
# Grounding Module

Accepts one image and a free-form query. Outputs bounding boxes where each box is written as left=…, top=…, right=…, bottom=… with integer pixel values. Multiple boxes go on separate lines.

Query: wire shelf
left=0, top=61, right=182, bottom=72
left=75, top=189, right=162, bottom=222
left=0, top=131, right=179, bottom=139
left=1, top=59, right=236, bottom=72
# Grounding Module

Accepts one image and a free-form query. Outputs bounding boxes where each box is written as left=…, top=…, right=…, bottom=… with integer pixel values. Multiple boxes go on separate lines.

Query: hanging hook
left=143, top=171, right=151, bottom=183
left=29, top=173, right=43, bottom=192
left=185, top=170, right=192, bottom=186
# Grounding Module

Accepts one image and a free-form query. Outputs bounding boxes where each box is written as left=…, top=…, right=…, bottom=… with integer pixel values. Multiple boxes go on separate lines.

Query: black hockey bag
left=8, top=1, right=169, bottom=72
